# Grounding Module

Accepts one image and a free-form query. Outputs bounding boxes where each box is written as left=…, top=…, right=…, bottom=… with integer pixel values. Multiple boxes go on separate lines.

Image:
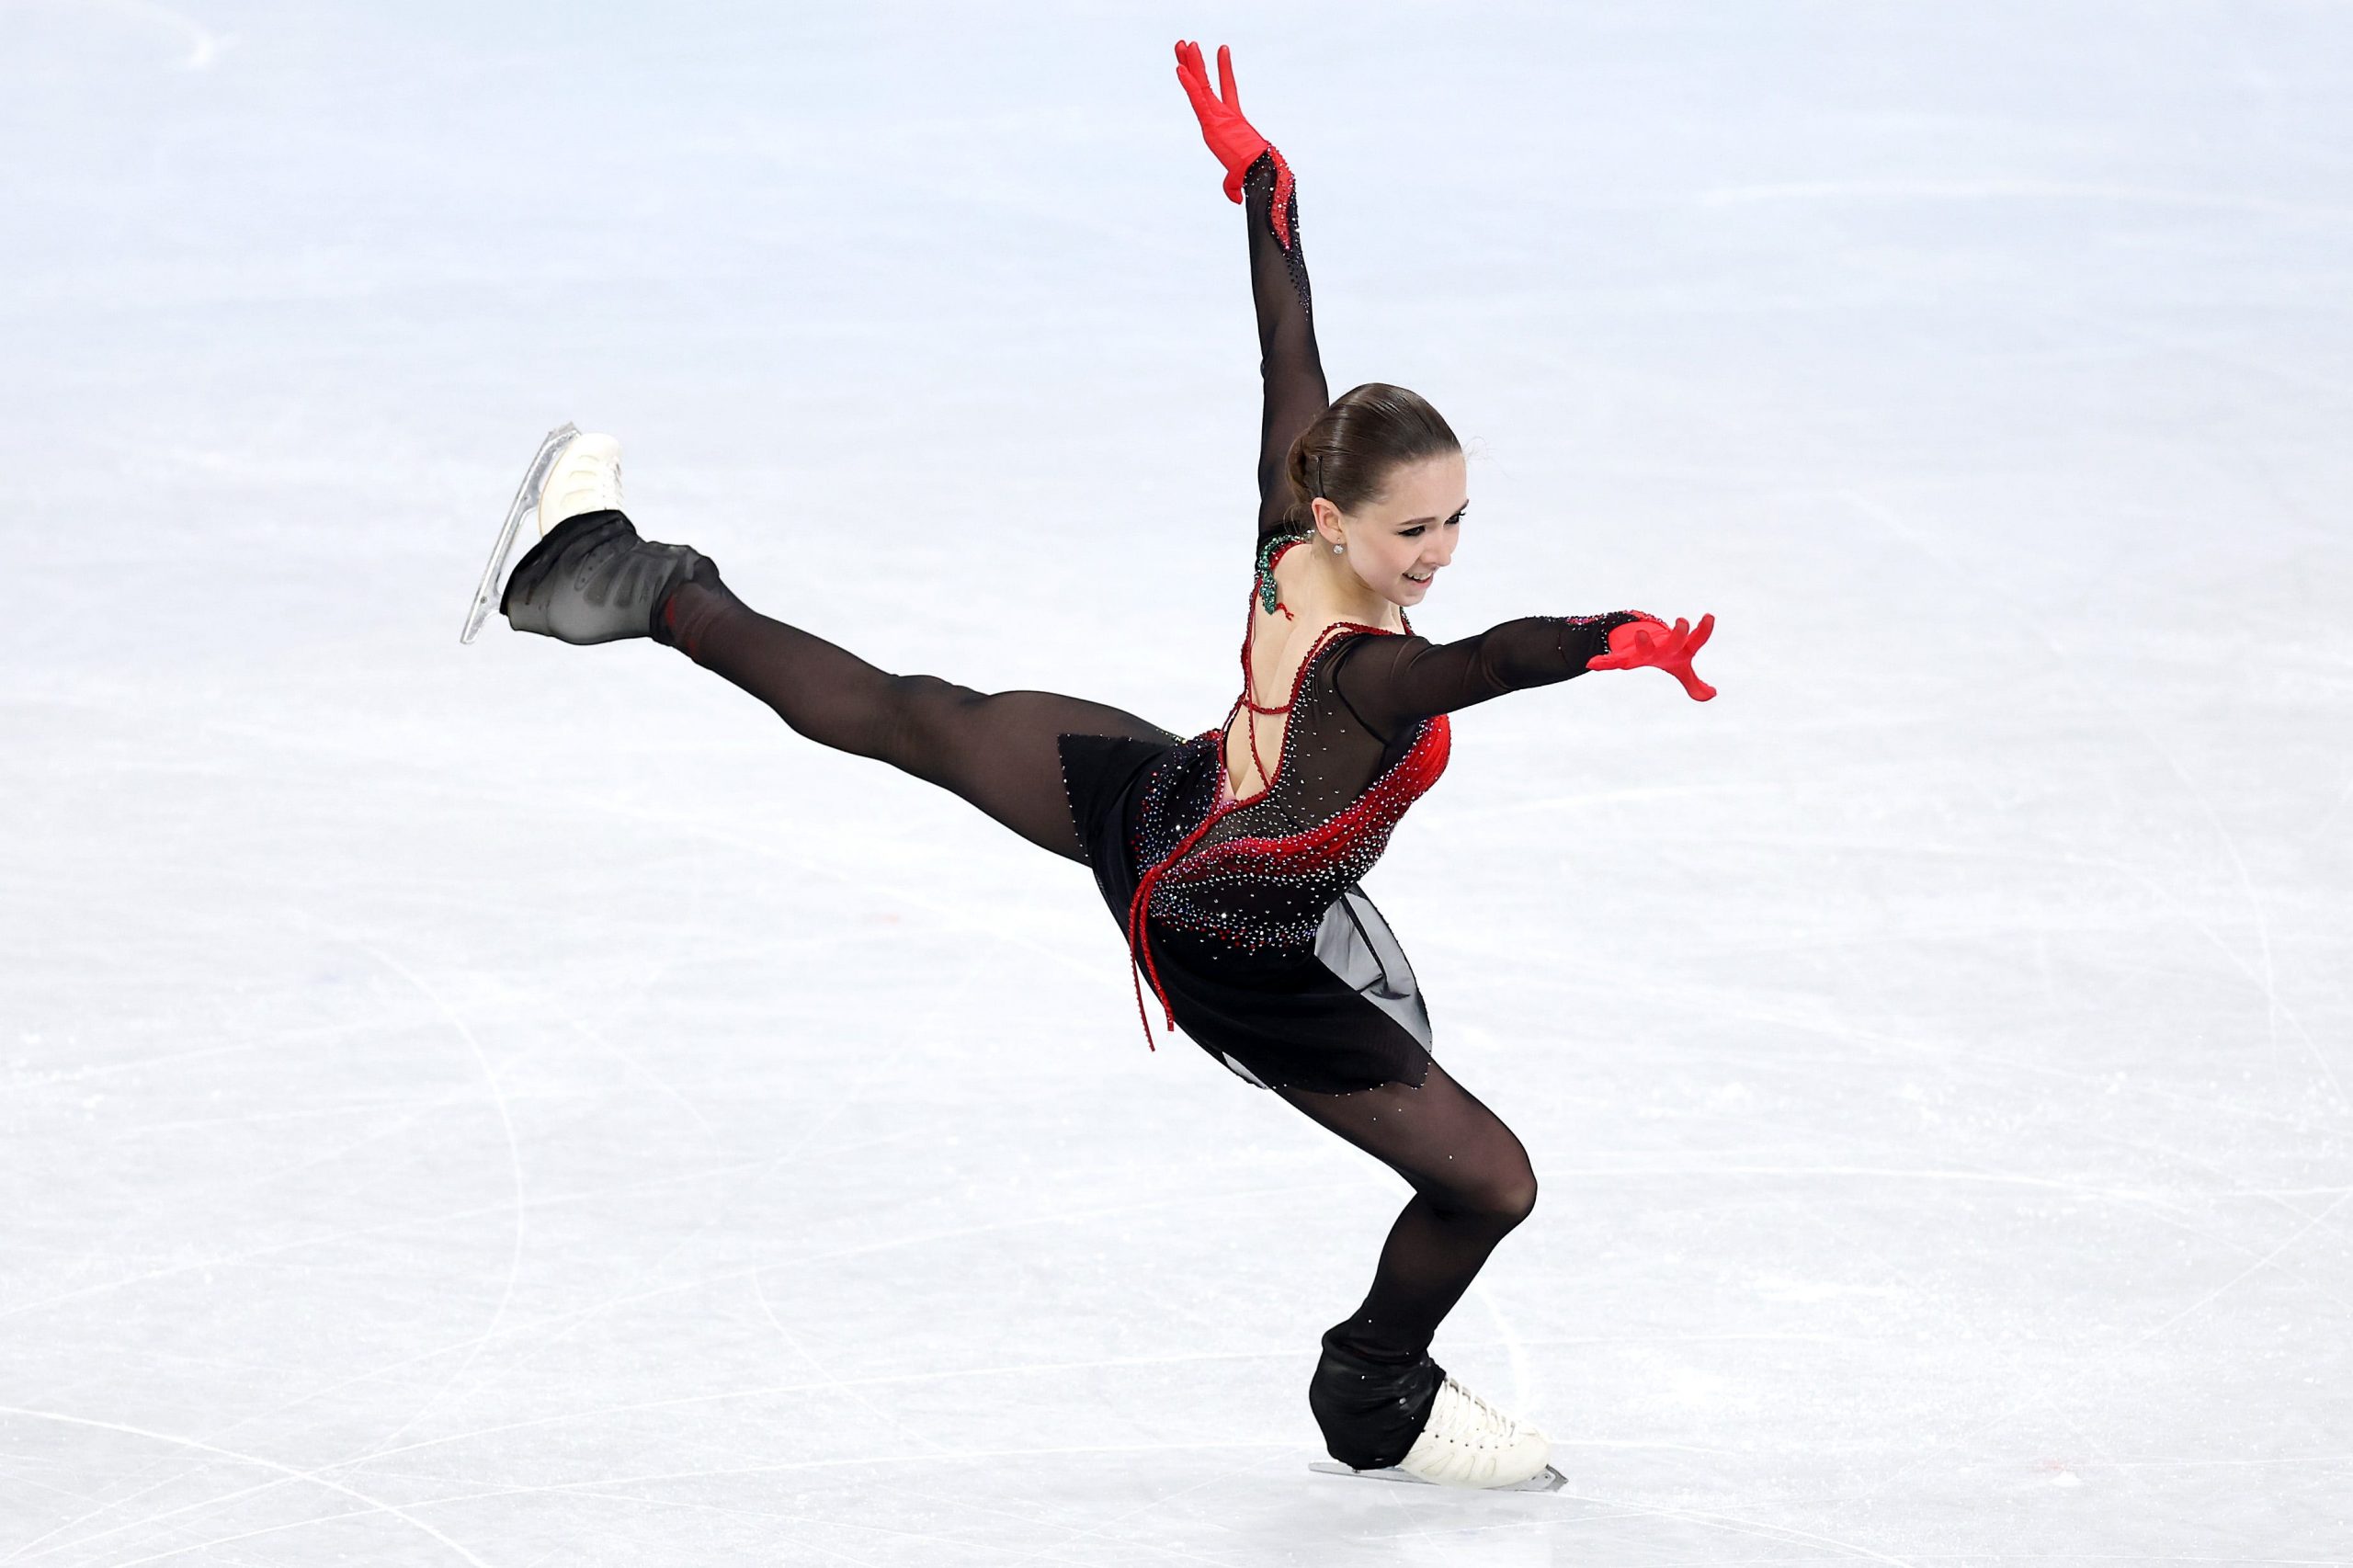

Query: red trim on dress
left=1267, top=146, right=1298, bottom=251
left=1121, top=541, right=1431, bottom=1050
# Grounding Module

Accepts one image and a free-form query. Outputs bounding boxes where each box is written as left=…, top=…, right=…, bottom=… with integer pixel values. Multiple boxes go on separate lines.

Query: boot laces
left=1438, top=1374, right=1521, bottom=1441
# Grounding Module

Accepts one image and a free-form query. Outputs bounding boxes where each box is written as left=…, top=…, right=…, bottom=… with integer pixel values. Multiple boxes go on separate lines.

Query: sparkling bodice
left=1120, top=558, right=1454, bottom=1045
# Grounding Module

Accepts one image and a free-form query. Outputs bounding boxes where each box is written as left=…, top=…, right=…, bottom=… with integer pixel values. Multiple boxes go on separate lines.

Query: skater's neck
left=1286, top=539, right=1406, bottom=632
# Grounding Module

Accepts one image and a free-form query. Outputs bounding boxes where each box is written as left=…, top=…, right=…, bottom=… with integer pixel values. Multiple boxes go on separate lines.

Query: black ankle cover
left=500, top=510, right=711, bottom=647
left=1307, top=1325, right=1443, bottom=1470
left=655, top=559, right=740, bottom=657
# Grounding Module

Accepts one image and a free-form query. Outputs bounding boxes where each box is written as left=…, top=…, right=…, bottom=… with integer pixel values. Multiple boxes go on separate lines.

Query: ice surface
left=3, top=3, right=2347, bottom=1563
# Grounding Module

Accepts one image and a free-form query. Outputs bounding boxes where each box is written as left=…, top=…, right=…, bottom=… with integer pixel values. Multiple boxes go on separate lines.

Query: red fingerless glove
left=1587, top=613, right=1718, bottom=700
left=1175, top=40, right=1270, bottom=204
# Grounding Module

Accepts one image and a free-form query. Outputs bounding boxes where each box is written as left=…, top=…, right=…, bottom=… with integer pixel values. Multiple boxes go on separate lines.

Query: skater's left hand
left=1586, top=614, right=1717, bottom=700
left=1175, top=40, right=1271, bottom=203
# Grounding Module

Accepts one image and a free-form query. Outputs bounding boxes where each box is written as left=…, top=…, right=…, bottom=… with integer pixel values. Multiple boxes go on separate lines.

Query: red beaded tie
left=1121, top=540, right=1442, bottom=1051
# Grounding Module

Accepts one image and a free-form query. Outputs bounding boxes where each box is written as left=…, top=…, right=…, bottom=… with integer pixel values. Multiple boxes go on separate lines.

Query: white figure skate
left=1310, top=1373, right=1564, bottom=1491
left=534, top=431, right=624, bottom=534
left=459, top=422, right=577, bottom=643
left=463, top=426, right=706, bottom=647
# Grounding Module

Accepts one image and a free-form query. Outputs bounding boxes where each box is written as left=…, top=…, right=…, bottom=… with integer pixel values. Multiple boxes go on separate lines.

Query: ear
left=1309, top=496, right=1343, bottom=540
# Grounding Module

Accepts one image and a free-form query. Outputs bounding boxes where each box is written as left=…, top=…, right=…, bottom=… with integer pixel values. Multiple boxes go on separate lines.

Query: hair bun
left=1278, top=385, right=1459, bottom=524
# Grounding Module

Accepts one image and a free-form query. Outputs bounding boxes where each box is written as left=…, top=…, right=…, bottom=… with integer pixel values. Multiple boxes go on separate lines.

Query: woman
left=487, top=40, right=1715, bottom=1490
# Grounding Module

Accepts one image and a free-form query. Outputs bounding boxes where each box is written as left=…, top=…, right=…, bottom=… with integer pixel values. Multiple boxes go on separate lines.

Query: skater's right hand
left=1585, top=614, right=1718, bottom=700
left=1175, top=40, right=1271, bottom=203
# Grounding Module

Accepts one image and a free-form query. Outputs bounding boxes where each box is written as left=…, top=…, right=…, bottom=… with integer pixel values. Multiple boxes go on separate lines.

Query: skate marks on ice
left=459, top=422, right=577, bottom=644
left=1308, top=1459, right=1568, bottom=1492
left=1312, top=1457, right=1971, bottom=1568
left=1306, top=1458, right=1958, bottom=1568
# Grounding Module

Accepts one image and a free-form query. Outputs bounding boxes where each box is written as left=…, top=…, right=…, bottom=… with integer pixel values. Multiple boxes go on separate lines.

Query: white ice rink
left=5, top=3, right=2348, bottom=1562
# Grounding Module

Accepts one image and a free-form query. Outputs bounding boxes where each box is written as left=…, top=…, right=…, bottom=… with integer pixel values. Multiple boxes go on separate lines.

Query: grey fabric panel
left=1220, top=1051, right=1271, bottom=1088
left=1312, top=883, right=1434, bottom=1051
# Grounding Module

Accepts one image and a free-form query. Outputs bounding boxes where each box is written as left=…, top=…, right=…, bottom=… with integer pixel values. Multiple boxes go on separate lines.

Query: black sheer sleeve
left=1327, top=613, right=1659, bottom=741
left=1243, top=148, right=1327, bottom=553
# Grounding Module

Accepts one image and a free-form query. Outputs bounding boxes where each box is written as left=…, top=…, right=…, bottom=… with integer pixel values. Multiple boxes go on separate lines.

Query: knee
left=1495, top=1168, right=1540, bottom=1227
left=881, top=672, right=983, bottom=765
left=886, top=671, right=978, bottom=709
left=1446, top=1164, right=1538, bottom=1230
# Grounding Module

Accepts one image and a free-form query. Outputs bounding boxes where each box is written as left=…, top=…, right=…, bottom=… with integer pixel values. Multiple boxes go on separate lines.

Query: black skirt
left=1057, top=733, right=1438, bottom=1095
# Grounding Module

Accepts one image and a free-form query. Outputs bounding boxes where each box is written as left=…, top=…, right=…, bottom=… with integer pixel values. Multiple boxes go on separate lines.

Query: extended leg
left=493, top=433, right=1170, bottom=863
left=665, top=573, right=1176, bottom=864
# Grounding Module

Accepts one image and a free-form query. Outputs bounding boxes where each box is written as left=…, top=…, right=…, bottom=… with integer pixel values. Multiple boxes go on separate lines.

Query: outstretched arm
left=1175, top=40, right=1327, bottom=552
left=1331, top=612, right=1717, bottom=738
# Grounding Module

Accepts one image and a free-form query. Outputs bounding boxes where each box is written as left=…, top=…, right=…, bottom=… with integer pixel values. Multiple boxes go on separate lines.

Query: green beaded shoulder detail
left=1255, top=528, right=1313, bottom=613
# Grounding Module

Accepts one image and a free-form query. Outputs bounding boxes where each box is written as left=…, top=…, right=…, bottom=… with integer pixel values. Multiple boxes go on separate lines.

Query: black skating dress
left=1058, top=149, right=1652, bottom=1096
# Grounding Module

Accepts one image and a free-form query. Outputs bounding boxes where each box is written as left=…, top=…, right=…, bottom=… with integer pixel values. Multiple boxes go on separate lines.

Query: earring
left=1331, top=543, right=1343, bottom=554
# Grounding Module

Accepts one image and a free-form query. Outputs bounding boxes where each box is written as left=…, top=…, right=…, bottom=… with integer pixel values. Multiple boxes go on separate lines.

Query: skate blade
left=459, top=421, right=580, bottom=644
left=1308, top=1460, right=1567, bottom=1493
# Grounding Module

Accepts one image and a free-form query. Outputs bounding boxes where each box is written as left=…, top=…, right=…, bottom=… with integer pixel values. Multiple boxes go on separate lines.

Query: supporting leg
left=1278, top=1059, right=1539, bottom=1469
left=1277, top=1058, right=1538, bottom=1360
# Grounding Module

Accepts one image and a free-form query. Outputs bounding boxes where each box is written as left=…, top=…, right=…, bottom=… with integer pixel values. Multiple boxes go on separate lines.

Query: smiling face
left=1309, top=450, right=1466, bottom=608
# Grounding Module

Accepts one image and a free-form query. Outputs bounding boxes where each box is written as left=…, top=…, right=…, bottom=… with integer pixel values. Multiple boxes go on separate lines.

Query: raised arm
left=1174, top=41, right=1327, bottom=551
left=1330, top=611, right=1717, bottom=739
left=1241, top=149, right=1326, bottom=543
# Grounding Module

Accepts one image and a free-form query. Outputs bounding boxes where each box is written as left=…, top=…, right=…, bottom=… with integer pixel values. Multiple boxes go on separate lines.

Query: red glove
left=1175, top=40, right=1270, bottom=204
left=1587, top=613, right=1717, bottom=700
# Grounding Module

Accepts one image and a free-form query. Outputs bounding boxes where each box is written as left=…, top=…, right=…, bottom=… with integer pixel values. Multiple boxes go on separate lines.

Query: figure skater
left=485, top=40, right=1715, bottom=1490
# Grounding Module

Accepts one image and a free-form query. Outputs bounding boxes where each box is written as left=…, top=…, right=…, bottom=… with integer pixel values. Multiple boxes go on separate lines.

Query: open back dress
left=1056, top=149, right=1651, bottom=1095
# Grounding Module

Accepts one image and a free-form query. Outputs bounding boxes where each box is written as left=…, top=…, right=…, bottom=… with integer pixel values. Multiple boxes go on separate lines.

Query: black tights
left=665, top=574, right=1537, bottom=1361
left=1277, top=1063, right=1537, bottom=1360
left=665, top=572, right=1171, bottom=862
